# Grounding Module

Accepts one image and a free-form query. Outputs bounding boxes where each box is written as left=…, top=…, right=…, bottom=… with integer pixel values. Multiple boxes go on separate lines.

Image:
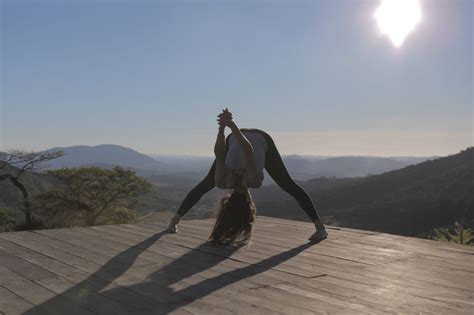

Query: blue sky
left=1, top=0, right=472, bottom=156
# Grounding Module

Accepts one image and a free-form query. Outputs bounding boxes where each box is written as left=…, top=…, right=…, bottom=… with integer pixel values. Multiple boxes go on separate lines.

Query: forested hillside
left=2, top=148, right=471, bottom=240
left=256, top=148, right=473, bottom=237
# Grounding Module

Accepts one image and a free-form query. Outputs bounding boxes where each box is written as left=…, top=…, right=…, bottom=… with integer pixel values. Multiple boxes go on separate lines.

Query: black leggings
left=176, top=129, right=321, bottom=222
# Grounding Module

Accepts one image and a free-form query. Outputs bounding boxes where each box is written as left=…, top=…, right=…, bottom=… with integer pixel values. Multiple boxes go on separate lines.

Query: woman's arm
left=214, top=123, right=228, bottom=188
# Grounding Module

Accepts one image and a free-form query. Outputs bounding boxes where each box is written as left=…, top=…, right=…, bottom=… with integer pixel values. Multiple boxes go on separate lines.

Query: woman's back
left=224, top=129, right=268, bottom=188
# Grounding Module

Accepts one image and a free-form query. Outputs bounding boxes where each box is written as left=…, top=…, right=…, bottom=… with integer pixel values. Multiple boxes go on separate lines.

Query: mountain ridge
left=38, top=144, right=434, bottom=179
left=255, top=147, right=473, bottom=236
left=42, top=144, right=168, bottom=172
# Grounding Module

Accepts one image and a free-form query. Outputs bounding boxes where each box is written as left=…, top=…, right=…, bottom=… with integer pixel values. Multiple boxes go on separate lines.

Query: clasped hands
left=217, top=108, right=234, bottom=130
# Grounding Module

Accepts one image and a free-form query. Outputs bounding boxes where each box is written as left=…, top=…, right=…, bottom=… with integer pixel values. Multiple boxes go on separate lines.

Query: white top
left=223, top=131, right=268, bottom=189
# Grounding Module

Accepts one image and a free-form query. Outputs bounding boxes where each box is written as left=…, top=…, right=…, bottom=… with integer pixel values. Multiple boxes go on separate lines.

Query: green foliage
left=0, top=208, right=16, bottom=232
left=98, top=206, right=139, bottom=225
left=34, top=166, right=153, bottom=228
left=429, top=221, right=474, bottom=245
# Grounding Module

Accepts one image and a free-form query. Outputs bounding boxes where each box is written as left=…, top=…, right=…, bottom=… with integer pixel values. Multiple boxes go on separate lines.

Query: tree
left=430, top=221, right=474, bottom=245
left=0, top=208, right=16, bottom=232
left=0, top=149, right=63, bottom=228
left=35, top=166, right=153, bottom=227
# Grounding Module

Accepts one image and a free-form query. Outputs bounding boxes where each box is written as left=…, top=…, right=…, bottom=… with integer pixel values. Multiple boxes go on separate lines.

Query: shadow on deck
left=0, top=216, right=473, bottom=314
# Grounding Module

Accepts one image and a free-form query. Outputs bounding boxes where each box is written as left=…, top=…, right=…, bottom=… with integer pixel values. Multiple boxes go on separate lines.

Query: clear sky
left=1, top=0, right=472, bottom=156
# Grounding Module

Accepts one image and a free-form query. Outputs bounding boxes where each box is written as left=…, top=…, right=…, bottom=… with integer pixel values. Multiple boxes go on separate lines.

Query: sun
left=374, top=0, right=422, bottom=47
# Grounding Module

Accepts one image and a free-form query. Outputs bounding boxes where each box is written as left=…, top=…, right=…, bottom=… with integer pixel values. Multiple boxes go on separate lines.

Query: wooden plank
left=251, top=222, right=474, bottom=274
left=94, top=234, right=386, bottom=313
left=176, top=218, right=474, bottom=282
left=24, top=229, right=309, bottom=315
left=0, top=232, right=232, bottom=315
left=145, top=220, right=474, bottom=294
left=0, top=285, right=41, bottom=315
left=1, top=216, right=472, bottom=314
left=32, top=229, right=162, bottom=268
left=256, top=225, right=474, bottom=279
left=160, top=220, right=474, bottom=314
left=130, top=221, right=472, bottom=313
left=175, top=219, right=405, bottom=262
left=101, top=223, right=462, bottom=313
left=0, top=238, right=180, bottom=315
left=80, top=227, right=400, bottom=313
left=256, top=216, right=474, bottom=256
left=243, top=216, right=474, bottom=265
left=175, top=221, right=413, bottom=271
left=176, top=219, right=474, bottom=283
left=161, top=223, right=472, bottom=302
left=252, top=215, right=473, bottom=258
left=61, top=227, right=355, bottom=314
left=167, top=217, right=461, bottom=264
left=161, top=219, right=380, bottom=267
left=0, top=248, right=138, bottom=315
left=106, top=224, right=327, bottom=278
left=179, top=220, right=472, bottom=308
left=19, top=231, right=264, bottom=312
left=0, top=266, right=94, bottom=315
left=32, top=228, right=294, bottom=313
left=79, top=226, right=307, bottom=291
left=62, top=221, right=474, bottom=314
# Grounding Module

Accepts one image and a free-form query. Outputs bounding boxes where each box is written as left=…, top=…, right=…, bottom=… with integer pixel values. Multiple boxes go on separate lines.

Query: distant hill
left=2, top=145, right=470, bottom=239
left=42, top=144, right=168, bottom=173
left=256, top=148, right=473, bottom=237
left=148, top=153, right=431, bottom=181
left=37, top=144, right=431, bottom=180
left=282, top=155, right=413, bottom=179
left=147, top=154, right=214, bottom=173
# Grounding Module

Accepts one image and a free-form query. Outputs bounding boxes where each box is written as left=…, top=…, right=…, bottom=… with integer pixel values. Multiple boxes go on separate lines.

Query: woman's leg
left=261, top=131, right=322, bottom=223
left=176, top=134, right=231, bottom=217
left=176, top=160, right=217, bottom=216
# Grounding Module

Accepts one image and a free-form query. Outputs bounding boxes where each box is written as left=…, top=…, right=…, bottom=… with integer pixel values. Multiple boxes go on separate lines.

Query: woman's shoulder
left=240, top=128, right=265, bottom=134
left=227, top=129, right=266, bottom=141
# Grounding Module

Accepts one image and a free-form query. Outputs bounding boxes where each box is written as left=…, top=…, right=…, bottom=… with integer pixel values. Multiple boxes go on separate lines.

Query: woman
left=166, top=108, right=328, bottom=243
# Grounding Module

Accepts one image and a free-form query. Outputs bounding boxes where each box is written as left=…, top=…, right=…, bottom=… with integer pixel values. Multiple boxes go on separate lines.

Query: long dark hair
left=208, top=190, right=256, bottom=247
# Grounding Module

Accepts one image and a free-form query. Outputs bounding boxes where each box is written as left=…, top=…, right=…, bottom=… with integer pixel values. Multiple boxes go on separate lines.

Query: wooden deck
left=0, top=216, right=473, bottom=314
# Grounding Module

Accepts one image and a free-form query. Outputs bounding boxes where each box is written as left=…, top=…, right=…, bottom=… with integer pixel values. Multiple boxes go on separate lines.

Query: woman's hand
left=217, top=108, right=234, bottom=128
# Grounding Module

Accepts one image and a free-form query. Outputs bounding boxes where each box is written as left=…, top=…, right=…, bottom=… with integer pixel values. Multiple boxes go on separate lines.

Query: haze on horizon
left=1, top=0, right=472, bottom=157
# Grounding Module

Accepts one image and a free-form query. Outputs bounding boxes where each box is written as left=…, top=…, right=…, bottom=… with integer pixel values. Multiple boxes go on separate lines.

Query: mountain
left=147, top=154, right=215, bottom=174
left=388, top=156, right=438, bottom=164
left=255, top=148, right=474, bottom=237
left=40, top=145, right=430, bottom=181
left=2, top=145, right=471, bottom=239
left=41, top=144, right=168, bottom=173
left=279, top=155, right=431, bottom=179
left=147, top=153, right=431, bottom=181
left=311, top=156, right=409, bottom=177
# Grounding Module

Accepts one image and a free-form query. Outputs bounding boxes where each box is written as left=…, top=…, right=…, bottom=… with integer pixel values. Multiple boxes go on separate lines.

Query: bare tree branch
left=0, top=149, right=64, bottom=228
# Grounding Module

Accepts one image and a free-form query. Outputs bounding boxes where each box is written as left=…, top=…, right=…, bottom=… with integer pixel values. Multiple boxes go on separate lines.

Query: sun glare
left=374, top=0, right=422, bottom=47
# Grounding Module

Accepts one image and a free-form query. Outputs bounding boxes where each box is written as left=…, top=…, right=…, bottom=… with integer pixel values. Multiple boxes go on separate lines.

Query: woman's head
left=208, top=190, right=256, bottom=247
